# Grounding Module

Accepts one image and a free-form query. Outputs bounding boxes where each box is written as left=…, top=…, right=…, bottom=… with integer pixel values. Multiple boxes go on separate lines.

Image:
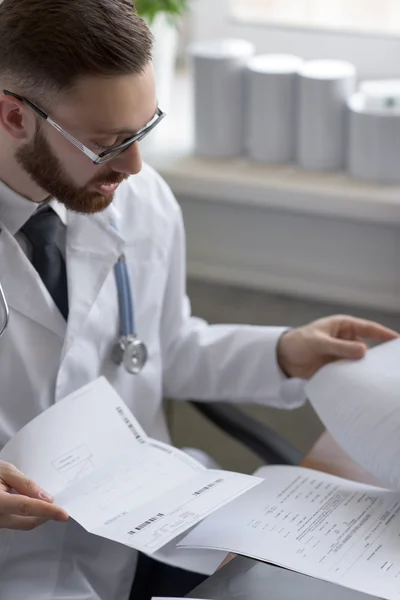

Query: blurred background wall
left=141, top=0, right=400, bottom=472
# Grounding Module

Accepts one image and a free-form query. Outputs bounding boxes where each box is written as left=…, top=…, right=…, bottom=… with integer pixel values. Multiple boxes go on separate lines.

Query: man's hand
left=0, top=460, right=68, bottom=530
left=277, top=315, right=399, bottom=379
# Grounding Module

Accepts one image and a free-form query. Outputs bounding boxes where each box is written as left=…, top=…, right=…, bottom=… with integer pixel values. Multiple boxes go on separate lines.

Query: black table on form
left=187, top=557, right=379, bottom=600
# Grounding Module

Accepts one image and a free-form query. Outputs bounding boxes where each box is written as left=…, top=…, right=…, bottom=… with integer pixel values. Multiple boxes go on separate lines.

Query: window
left=233, top=0, right=400, bottom=36
left=190, top=0, right=400, bottom=78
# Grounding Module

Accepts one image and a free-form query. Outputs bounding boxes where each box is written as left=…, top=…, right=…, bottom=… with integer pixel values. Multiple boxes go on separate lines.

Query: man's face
left=16, top=64, right=157, bottom=214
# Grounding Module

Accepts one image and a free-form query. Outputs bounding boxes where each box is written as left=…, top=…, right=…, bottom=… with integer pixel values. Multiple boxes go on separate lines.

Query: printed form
left=179, top=465, right=400, bottom=599
left=0, top=377, right=260, bottom=558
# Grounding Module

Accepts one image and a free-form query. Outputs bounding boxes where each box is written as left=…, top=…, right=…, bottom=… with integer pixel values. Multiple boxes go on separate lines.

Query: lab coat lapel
left=0, top=225, right=66, bottom=337
left=64, top=210, right=124, bottom=354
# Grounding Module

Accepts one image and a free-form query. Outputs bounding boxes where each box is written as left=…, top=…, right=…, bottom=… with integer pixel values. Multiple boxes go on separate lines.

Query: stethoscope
left=0, top=254, right=148, bottom=375
left=110, top=253, right=148, bottom=374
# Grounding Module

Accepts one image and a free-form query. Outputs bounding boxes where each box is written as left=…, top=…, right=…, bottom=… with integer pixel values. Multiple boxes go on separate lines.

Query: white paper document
left=179, top=465, right=400, bottom=600
left=0, top=377, right=260, bottom=558
left=305, top=338, right=400, bottom=491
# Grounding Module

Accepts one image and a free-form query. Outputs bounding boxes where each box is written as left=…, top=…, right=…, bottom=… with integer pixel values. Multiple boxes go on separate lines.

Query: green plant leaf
left=134, top=0, right=189, bottom=24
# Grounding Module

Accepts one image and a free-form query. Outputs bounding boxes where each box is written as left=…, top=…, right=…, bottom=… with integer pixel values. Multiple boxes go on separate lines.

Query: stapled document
left=179, top=465, right=400, bottom=600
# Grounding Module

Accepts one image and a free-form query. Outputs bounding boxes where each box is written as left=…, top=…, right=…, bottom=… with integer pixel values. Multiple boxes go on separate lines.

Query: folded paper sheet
left=0, top=377, right=258, bottom=572
left=306, top=338, right=400, bottom=491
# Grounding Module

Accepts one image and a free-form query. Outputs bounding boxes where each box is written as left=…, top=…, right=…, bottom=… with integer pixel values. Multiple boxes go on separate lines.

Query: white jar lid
left=348, top=91, right=400, bottom=116
left=300, top=60, right=356, bottom=80
left=188, top=39, right=254, bottom=60
left=247, top=54, right=304, bottom=74
left=359, top=80, right=400, bottom=111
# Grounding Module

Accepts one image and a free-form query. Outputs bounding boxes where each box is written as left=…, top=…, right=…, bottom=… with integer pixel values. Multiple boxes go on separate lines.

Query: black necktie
left=21, top=206, right=69, bottom=320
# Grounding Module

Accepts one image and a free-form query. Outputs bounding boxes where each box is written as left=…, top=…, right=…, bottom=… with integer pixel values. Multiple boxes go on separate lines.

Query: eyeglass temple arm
left=3, top=90, right=49, bottom=120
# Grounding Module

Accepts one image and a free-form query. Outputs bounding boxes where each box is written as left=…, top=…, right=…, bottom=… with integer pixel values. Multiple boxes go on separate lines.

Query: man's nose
left=112, top=142, right=142, bottom=176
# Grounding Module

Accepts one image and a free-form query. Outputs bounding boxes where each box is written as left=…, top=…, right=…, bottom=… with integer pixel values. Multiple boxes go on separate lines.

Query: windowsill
left=230, top=10, right=400, bottom=39
left=144, top=71, right=400, bottom=226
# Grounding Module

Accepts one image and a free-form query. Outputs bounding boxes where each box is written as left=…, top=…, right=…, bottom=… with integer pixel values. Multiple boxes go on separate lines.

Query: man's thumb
left=0, top=462, right=53, bottom=502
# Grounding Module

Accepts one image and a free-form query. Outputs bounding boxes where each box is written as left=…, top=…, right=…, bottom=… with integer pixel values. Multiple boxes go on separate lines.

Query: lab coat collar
left=0, top=226, right=67, bottom=337
left=62, top=205, right=125, bottom=356
left=0, top=182, right=68, bottom=337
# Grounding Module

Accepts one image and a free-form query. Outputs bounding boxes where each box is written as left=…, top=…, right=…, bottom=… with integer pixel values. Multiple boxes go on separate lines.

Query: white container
left=348, top=91, right=400, bottom=183
left=189, top=39, right=255, bottom=158
left=245, top=54, right=304, bottom=164
left=297, top=60, right=356, bottom=172
left=359, top=79, right=400, bottom=111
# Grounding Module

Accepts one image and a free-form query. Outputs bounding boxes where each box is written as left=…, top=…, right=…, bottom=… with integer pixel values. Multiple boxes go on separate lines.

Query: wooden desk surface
left=218, top=432, right=378, bottom=569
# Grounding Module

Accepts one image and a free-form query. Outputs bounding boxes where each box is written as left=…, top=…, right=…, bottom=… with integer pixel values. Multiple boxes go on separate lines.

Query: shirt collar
left=0, top=180, right=67, bottom=234
left=49, top=198, right=67, bottom=227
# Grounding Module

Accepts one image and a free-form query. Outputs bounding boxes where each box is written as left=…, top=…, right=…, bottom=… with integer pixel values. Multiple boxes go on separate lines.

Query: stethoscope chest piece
left=112, top=335, right=148, bottom=375
left=112, top=245, right=148, bottom=375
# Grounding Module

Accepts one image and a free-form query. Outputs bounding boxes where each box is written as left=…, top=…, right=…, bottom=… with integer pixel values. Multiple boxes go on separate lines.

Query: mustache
left=90, top=173, right=128, bottom=187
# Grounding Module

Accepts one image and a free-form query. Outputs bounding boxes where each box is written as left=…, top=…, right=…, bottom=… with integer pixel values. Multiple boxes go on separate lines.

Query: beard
left=15, top=123, right=127, bottom=214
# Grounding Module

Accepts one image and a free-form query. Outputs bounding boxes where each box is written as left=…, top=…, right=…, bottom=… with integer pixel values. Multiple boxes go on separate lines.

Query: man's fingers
left=0, top=491, right=68, bottom=521
left=0, top=461, right=53, bottom=502
left=0, top=514, right=46, bottom=531
left=341, top=318, right=399, bottom=343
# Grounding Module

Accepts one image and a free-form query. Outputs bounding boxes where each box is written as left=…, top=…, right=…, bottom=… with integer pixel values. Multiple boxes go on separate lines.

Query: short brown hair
left=0, top=0, right=153, bottom=98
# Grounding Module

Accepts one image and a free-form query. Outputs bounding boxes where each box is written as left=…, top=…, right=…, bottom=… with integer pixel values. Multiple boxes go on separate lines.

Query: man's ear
left=0, top=93, right=33, bottom=141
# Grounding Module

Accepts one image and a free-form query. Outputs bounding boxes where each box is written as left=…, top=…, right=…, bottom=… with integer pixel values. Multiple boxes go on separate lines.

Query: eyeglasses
left=3, top=90, right=166, bottom=165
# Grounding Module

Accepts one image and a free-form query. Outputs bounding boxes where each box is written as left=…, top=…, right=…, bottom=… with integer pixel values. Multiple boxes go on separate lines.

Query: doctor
left=0, top=0, right=396, bottom=599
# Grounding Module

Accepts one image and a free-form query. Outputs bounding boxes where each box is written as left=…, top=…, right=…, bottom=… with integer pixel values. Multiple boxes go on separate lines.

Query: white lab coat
left=0, top=164, right=305, bottom=600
